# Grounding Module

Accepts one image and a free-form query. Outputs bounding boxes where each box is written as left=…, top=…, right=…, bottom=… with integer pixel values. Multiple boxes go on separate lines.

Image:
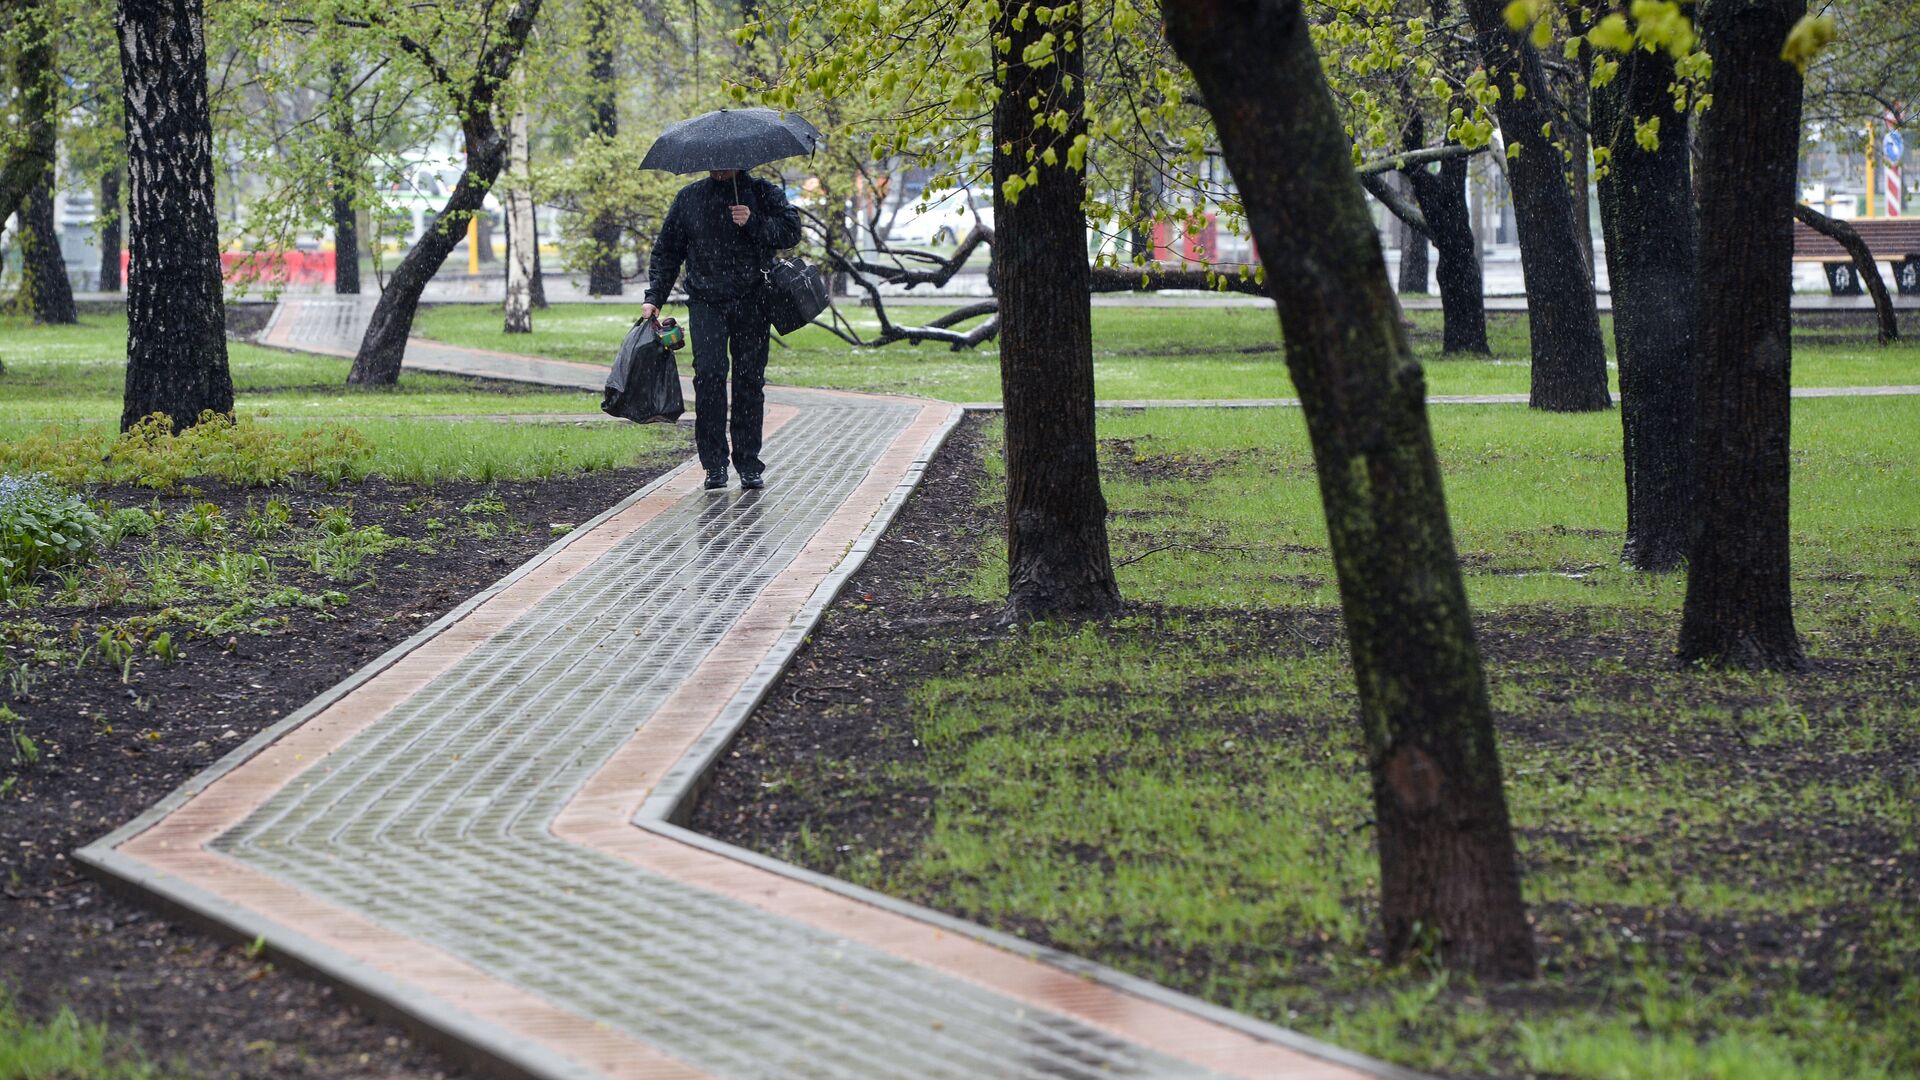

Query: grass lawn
left=723, top=401, right=1919, bottom=1080
left=412, top=301, right=1920, bottom=402
left=0, top=315, right=676, bottom=484
left=0, top=314, right=602, bottom=421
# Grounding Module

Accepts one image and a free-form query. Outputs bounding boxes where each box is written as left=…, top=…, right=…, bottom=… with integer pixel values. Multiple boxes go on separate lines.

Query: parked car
left=885, top=186, right=993, bottom=247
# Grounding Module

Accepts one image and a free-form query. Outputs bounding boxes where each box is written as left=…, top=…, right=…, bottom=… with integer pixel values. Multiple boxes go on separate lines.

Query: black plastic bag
left=601, top=320, right=685, bottom=424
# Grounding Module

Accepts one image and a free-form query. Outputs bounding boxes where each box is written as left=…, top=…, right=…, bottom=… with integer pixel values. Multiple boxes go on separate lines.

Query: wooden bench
left=1793, top=216, right=1920, bottom=296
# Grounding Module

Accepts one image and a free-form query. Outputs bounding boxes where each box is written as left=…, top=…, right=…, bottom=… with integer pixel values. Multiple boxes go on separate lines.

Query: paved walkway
left=80, top=297, right=1402, bottom=1080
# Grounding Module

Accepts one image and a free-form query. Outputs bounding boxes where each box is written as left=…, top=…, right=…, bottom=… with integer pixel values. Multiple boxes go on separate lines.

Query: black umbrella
left=640, top=108, right=822, bottom=174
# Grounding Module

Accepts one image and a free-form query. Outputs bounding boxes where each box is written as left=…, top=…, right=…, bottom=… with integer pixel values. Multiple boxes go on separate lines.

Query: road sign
left=1884, top=129, right=1905, bottom=165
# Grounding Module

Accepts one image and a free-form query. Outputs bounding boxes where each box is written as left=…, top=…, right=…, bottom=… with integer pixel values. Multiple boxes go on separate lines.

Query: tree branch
left=1359, top=172, right=1429, bottom=235
left=1794, top=204, right=1901, bottom=344
left=1354, top=142, right=1486, bottom=176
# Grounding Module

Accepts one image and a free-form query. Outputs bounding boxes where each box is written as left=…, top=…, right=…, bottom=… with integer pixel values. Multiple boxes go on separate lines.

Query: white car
left=883, top=187, right=993, bottom=247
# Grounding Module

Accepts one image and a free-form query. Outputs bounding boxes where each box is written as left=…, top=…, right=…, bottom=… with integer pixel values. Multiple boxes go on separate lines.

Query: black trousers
left=686, top=293, right=769, bottom=475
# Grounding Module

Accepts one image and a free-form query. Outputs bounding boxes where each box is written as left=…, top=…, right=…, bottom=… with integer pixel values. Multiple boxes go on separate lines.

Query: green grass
left=411, top=301, right=1920, bottom=402
left=0, top=993, right=161, bottom=1079
left=0, top=315, right=601, bottom=420
left=949, top=399, right=1920, bottom=619
left=759, top=399, right=1920, bottom=1080
left=852, top=615, right=1918, bottom=1079
left=0, top=316, right=683, bottom=485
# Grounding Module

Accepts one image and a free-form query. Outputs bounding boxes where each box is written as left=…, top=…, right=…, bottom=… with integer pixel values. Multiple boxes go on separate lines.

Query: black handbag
left=763, top=255, right=829, bottom=335
left=601, top=319, right=685, bottom=424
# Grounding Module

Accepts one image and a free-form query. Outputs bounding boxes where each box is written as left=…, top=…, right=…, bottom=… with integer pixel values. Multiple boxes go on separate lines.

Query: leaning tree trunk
left=98, top=166, right=123, bottom=292
left=1678, top=0, right=1807, bottom=671
left=348, top=120, right=508, bottom=383
left=992, top=0, right=1120, bottom=621
left=19, top=172, right=77, bottom=324
left=1164, top=0, right=1536, bottom=980
left=329, top=63, right=361, bottom=295
left=503, top=104, right=535, bottom=334
left=586, top=6, right=623, bottom=295
left=1793, top=204, right=1899, bottom=343
left=1463, top=0, right=1611, bottom=411
left=117, top=0, right=232, bottom=432
left=1593, top=43, right=1698, bottom=573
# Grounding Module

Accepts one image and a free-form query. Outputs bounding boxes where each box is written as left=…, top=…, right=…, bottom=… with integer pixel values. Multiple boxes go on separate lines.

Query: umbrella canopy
left=640, top=108, right=822, bottom=174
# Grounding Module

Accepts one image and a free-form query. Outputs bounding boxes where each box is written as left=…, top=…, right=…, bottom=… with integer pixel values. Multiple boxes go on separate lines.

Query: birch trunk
left=504, top=103, right=535, bottom=335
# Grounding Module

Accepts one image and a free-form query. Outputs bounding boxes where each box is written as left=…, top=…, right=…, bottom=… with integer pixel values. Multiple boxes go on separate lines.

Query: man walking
left=641, top=168, right=803, bottom=490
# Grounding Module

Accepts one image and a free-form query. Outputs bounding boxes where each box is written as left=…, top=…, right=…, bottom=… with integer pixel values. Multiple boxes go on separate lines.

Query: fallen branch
left=1088, top=265, right=1266, bottom=295
left=1113, top=541, right=1250, bottom=568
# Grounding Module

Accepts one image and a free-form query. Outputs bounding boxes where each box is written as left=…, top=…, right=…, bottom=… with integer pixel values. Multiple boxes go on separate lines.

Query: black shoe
left=740, top=471, right=765, bottom=490
left=703, top=468, right=728, bottom=490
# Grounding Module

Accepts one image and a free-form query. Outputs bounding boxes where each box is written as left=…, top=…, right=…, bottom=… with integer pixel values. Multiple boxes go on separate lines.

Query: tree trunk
left=1408, top=154, right=1492, bottom=354
left=1678, top=0, right=1807, bottom=671
left=1563, top=64, right=1595, bottom=278
left=1463, top=0, right=1611, bottom=411
left=476, top=213, right=496, bottom=263
left=1395, top=175, right=1431, bottom=294
left=98, top=166, right=123, bottom=292
left=1, top=0, right=57, bottom=255
left=329, top=63, right=361, bottom=295
left=992, top=0, right=1120, bottom=621
left=333, top=191, right=360, bottom=294
left=19, top=172, right=77, bottom=324
left=586, top=9, right=623, bottom=295
left=117, top=0, right=232, bottom=432
left=1793, top=204, right=1899, bottom=343
left=1163, top=0, right=1536, bottom=980
left=1398, top=101, right=1489, bottom=354
left=503, top=104, right=535, bottom=334
left=348, top=123, right=507, bottom=383
left=531, top=209, right=548, bottom=309
left=1592, top=44, right=1698, bottom=573
left=1129, top=158, right=1157, bottom=263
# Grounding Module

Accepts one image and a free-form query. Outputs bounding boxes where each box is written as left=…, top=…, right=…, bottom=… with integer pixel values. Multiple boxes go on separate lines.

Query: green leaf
left=1779, top=13, right=1835, bottom=75
left=1587, top=14, right=1633, bottom=53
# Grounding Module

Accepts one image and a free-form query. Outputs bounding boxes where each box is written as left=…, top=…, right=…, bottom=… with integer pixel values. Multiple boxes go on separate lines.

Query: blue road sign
left=1884, top=129, right=1905, bottom=166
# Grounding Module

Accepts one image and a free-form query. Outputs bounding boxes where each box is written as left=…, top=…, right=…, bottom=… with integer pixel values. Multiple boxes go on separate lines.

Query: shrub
left=0, top=474, right=105, bottom=599
left=0, top=413, right=375, bottom=490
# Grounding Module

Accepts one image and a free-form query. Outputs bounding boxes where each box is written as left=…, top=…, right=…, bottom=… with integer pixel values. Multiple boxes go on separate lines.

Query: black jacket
left=643, top=175, right=803, bottom=307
